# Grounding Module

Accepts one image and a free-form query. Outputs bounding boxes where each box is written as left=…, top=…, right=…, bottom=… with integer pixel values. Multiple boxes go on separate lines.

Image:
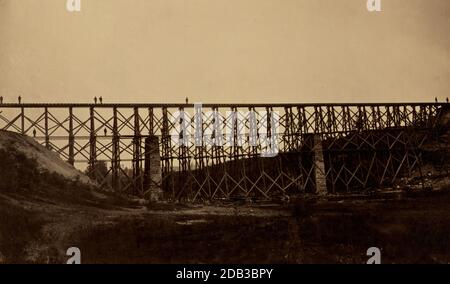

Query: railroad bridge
left=0, top=102, right=448, bottom=201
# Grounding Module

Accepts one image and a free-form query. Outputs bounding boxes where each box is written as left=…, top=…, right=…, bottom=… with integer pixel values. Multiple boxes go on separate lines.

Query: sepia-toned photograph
left=0, top=0, right=449, bottom=270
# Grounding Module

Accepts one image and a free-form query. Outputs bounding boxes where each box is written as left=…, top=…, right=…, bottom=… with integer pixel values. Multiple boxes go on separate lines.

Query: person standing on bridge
left=0, top=96, right=3, bottom=104
left=447, top=97, right=449, bottom=103
left=18, top=96, right=22, bottom=104
left=435, top=97, right=438, bottom=103
left=185, top=97, right=189, bottom=104
left=94, top=97, right=97, bottom=104
left=99, top=96, right=103, bottom=104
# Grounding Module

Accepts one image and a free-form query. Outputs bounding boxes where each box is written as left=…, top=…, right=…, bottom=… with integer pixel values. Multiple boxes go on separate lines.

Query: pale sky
left=0, top=0, right=449, bottom=103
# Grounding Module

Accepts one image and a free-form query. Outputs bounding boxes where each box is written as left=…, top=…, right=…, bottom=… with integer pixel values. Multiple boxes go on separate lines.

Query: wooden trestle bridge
left=0, top=102, right=448, bottom=201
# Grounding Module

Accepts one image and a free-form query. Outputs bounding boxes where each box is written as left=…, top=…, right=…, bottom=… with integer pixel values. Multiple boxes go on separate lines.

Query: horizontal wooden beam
left=0, top=102, right=447, bottom=109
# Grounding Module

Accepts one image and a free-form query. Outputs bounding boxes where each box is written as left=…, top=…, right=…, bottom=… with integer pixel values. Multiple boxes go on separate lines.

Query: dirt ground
left=2, top=185, right=450, bottom=264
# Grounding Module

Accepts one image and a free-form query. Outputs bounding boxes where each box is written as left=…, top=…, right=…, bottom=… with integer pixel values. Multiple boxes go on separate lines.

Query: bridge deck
left=0, top=102, right=444, bottom=108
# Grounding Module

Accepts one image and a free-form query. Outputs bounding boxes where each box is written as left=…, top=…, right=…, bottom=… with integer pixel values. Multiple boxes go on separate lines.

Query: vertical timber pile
left=112, top=107, right=120, bottom=191
left=21, top=106, right=25, bottom=135
left=133, top=107, right=142, bottom=195
left=89, top=106, right=97, bottom=180
left=68, top=107, right=75, bottom=166
left=161, top=107, right=174, bottom=198
left=44, top=107, right=50, bottom=150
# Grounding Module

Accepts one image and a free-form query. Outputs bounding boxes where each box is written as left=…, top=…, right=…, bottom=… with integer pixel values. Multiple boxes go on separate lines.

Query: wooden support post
left=89, top=106, right=97, bottom=179
left=142, top=107, right=154, bottom=194
left=68, top=107, right=75, bottom=166
left=133, top=107, right=142, bottom=195
left=161, top=107, right=174, bottom=199
left=112, top=107, right=120, bottom=191
left=44, top=107, right=50, bottom=149
left=148, top=107, right=154, bottom=136
left=21, top=107, right=25, bottom=134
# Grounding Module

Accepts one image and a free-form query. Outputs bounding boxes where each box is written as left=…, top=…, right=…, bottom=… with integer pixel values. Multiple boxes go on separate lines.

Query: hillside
left=0, top=130, right=93, bottom=185
left=0, top=130, right=138, bottom=263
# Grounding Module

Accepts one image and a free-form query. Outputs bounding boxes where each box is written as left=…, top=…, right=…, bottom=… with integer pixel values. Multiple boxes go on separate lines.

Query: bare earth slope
left=0, top=130, right=138, bottom=263
left=0, top=130, right=92, bottom=185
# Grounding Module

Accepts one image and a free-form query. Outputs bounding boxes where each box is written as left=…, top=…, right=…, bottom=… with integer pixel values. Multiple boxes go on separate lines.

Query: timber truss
left=0, top=102, right=448, bottom=201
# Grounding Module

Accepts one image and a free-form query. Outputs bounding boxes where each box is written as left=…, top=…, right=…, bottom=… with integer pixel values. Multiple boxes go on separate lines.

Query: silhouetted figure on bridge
left=0, top=96, right=3, bottom=104
left=447, top=97, right=449, bottom=103
left=33, top=129, right=36, bottom=138
left=185, top=97, right=189, bottom=104
left=18, top=96, right=22, bottom=104
left=94, top=97, right=97, bottom=104
left=104, top=128, right=107, bottom=137
left=99, top=96, right=103, bottom=104
left=435, top=97, right=438, bottom=103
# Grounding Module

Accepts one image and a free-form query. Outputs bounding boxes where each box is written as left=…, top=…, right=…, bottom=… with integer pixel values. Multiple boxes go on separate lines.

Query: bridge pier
left=143, top=135, right=163, bottom=201
left=312, top=134, right=328, bottom=195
